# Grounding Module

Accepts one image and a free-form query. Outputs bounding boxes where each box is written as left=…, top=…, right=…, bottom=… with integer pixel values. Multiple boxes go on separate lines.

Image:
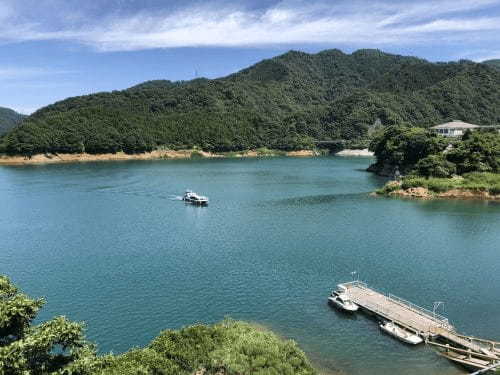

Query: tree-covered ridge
left=0, top=107, right=25, bottom=135
left=484, top=59, right=500, bottom=71
left=0, top=275, right=316, bottom=375
left=1, top=49, right=500, bottom=156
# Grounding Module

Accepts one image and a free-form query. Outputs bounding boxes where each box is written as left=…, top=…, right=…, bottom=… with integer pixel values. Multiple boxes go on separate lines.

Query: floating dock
left=336, top=281, right=500, bottom=371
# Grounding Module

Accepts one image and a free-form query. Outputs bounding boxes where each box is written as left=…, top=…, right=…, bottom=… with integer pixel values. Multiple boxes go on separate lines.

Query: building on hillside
left=430, top=120, right=480, bottom=137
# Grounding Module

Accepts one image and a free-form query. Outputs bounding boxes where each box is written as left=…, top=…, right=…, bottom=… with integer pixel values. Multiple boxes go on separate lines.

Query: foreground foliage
left=1, top=49, right=500, bottom=156
left=103, top=321, right=316, bottom=375
left=0, top=276, right=316, bottom=375
left=0, top=275, right=102, bottom=374
left=484, top=59, right=500, bottom=71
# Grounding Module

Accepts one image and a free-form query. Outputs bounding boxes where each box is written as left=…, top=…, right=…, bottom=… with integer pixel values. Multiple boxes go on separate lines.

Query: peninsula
left=371, top=125, right=500, bottom=200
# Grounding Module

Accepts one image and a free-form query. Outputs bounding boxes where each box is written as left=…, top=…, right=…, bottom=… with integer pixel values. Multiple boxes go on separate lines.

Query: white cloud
left=0, top=0, right=499, bottom=51
left=402, top=17, right=500, bottom=33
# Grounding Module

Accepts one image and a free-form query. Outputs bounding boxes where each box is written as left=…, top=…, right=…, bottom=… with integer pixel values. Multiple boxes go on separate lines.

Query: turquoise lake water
left=1, top=156, right=499, bottom=375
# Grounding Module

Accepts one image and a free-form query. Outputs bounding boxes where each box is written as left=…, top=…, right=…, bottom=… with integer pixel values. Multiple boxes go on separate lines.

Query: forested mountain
left=484, top=59, right=500, bottom=71
left=0, top=106, right=25, bottom=135
left=1, top=49, right=500, bottom=156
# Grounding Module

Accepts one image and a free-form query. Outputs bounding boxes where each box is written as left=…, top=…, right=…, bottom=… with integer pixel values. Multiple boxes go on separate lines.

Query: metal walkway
left=470, top=362, right=500, bottom=374
left=338, top=281, right=500, bottom=359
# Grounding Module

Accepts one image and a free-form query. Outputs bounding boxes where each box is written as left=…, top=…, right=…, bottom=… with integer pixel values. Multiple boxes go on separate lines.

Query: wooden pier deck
left=338, top=281, right=500, bottom=360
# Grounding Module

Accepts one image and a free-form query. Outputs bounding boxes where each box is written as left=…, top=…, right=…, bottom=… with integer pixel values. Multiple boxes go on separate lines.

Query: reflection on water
left=1, top=156, right=498, bottom=375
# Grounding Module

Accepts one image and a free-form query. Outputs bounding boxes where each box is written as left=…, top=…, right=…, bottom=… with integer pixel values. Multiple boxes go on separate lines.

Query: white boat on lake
left=182, top=190, right=209, bottom=206
left=328, top=291, right=359, bottom=312
left=379, top=321, right=423, bottom=345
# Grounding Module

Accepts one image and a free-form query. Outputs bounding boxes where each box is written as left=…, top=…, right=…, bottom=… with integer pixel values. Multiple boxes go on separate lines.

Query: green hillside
left=484, top=59, right=500, bottom=71
left=0, top=106, right=26, bottom=135
left=1, top=49, right=500, bottom=156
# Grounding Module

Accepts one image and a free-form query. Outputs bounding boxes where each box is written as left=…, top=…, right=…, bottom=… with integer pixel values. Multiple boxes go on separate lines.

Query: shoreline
left=375, top=181, right=500, bottom=201
left=0, top=149, right=320, bottom=166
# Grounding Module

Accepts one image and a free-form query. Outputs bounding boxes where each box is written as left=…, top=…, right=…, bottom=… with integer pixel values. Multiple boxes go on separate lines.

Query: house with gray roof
left=430, top=120, right=480, bottom=137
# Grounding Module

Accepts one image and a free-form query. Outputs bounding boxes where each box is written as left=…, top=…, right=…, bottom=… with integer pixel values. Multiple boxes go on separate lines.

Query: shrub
left=489, top=184, right=500, bottom=195
left=401, top=177, right=428, bottom=190
left=426, top=178, right=456, bottom=193
left=413, top=154, right=456, bottom=178
left=376, top=181, right=401, bottom=194
left=190, top=150, right=205, bottom=158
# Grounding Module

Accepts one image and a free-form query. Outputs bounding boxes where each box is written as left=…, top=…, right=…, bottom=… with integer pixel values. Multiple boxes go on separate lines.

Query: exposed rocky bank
left=0, top=149, right=319, bottom=165
left=376, top=181, right=500, bottom=200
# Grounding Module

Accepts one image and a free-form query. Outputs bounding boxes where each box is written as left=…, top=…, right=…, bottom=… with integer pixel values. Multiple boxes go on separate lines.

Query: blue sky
left=1, top=0, right=500, bottom=114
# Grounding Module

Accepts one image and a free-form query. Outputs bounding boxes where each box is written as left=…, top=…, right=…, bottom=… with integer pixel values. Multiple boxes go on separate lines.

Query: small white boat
left=182, top=190, right=209, bottom=206
left=379, top=321, right=423, bottom=345
left=328, top=291, right=359, bottom=312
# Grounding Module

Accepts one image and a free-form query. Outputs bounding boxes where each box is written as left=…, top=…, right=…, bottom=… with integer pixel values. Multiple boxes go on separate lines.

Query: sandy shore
left=0, top=149, right=318, bottom=166
left=335, top=148, right=374, bottom=157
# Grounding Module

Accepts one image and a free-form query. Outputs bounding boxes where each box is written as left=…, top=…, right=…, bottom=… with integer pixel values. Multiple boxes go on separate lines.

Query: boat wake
left=169, top=195, right=184, bottom=201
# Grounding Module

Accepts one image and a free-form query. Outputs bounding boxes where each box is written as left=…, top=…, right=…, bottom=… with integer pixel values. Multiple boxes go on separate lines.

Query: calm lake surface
left=1, top=156, right=500, bottom=375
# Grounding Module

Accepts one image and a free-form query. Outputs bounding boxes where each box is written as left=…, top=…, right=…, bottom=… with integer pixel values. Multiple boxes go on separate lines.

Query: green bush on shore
left=190, top=150, right=205, bottom=158
left=385, top=172, right=500, bottom=195
left=401, top=177, right=428, bottom=190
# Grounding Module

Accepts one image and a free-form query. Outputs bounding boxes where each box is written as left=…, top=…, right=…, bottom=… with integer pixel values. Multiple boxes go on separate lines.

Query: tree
left=413, top=154, right=456, bottom=178
left=446, top=131, right=500, bottom=174
left=0, top=276, right=102, bottom=374
left=368, top=125, right=447, bottom=174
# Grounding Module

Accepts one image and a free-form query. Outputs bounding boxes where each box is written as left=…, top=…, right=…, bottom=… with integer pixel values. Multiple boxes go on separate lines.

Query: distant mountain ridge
left=484, top=59, right=500, bottom=71
left=1, top=49, right=500, bottom=155
left=0, top=107, right=26, bottom=135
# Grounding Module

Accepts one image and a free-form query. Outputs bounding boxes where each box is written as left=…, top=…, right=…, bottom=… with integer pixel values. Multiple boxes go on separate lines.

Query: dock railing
left=339, top=280, right=453, bottom=331
left=387, top=293, right=452, bottom=329
left=339, top=280, right=367, bottom=289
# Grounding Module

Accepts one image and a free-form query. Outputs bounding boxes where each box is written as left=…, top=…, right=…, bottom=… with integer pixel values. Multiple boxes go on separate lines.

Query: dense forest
left=484, top=59, right=500, bottom=71
left=0, top=107, right=25, bottom=135
left=0, top=275, right=316, bottom=375
left=1, top=49, right=500, bottom=156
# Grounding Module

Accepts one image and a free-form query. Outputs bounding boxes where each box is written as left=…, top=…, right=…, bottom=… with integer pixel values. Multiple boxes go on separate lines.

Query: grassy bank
left=377, top=172, right=500, bottom=199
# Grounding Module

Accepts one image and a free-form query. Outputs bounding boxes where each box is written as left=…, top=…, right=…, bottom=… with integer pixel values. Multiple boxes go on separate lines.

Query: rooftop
left=431, top=120, right=480, bottom=129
